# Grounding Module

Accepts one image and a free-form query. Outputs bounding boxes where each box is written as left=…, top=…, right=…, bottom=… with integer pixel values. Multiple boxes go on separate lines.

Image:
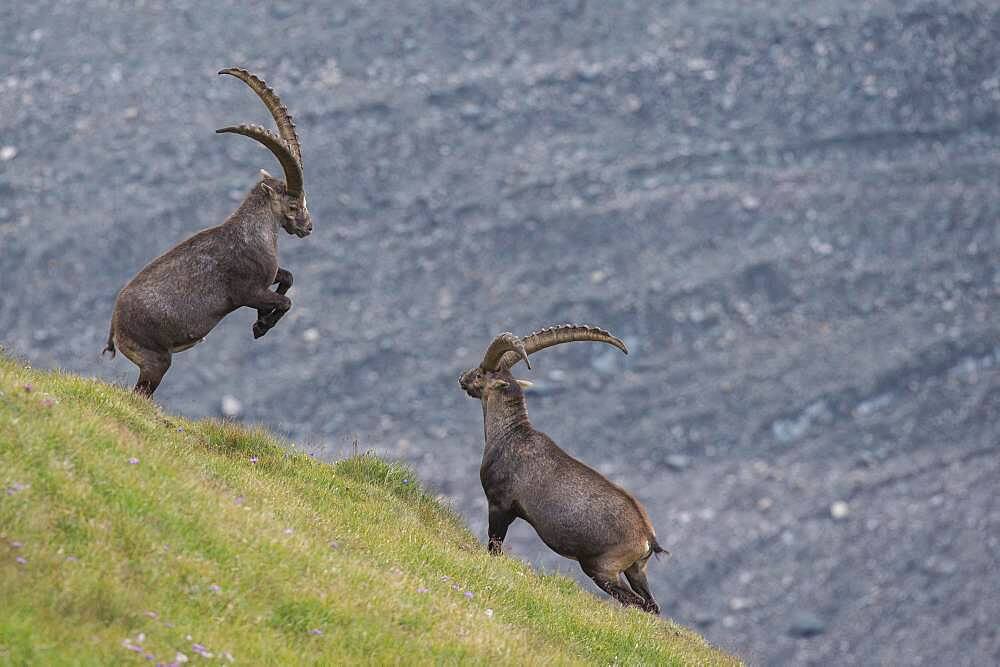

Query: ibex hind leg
left=133, top=349, right=171, bottom=396
left=581, top=559, right=647, bottom=610
left=624, top=560, right=660, bottom=615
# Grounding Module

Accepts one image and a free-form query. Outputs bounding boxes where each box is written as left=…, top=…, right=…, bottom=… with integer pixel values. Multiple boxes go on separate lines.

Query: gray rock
left=665, top=454, right=690, bottom=471
left=923, top=557, right=958, bottom=577
left=693, top=610, right=717, bottom=627
left=220, top=395, right=243, bottom=419
left=789, top=612, right=826, bottom=638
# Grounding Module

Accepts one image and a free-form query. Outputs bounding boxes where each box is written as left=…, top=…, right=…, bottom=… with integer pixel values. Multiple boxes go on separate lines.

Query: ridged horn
left=480, top=332, right=531, bottom=372
left=219, top=67, right=303, bottom=166
left=215, top=123, right=303, bottom=198
left=497, top=323, right=628, bottom=370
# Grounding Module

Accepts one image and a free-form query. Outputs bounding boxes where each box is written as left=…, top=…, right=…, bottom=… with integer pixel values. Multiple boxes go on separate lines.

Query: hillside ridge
left=0, top=355, right=737, bottom=665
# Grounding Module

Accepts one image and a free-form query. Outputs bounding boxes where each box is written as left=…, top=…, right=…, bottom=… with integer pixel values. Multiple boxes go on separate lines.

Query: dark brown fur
left=105, top=173, right=311, bottom=395
left=459, top=367, right=667, bottom=614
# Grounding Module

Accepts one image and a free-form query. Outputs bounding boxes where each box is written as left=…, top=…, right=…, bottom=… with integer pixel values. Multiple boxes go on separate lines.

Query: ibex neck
left=227, top=190, right=279, bottom=248
left=483, top=393, right=531, bottom=445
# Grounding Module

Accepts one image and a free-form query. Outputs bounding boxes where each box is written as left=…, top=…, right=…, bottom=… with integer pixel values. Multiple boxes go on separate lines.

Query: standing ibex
left=104, top=68, right=311, bottom=395
left=459, top=324, right=667, bottom=614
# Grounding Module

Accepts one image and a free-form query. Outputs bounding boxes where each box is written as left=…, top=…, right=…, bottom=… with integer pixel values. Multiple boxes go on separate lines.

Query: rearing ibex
left=104, top=68, right=312, bottom=395
left=459, top=324, right=667, bottom=614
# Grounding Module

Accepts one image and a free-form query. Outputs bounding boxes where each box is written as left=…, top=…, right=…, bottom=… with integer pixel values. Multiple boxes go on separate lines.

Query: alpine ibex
left=458, top=324, right=667, bottom=614
left=103, top=67, right=312, bottom=395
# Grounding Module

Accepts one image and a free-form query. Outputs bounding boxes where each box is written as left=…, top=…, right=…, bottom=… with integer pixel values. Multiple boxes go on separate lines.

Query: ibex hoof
left=252, top=321, right=269, bottom=339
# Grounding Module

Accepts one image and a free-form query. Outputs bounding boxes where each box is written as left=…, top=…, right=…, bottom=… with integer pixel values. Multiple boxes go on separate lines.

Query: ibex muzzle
left=104, top=68, right=312, bottom=396
left=459, top=324, right=667, bottom=614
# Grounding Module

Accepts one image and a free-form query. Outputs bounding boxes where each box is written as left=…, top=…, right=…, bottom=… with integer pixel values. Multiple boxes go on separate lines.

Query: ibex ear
left=515, top=379, right=533, bottom=389
left=486, top=378, right=510, bottom=392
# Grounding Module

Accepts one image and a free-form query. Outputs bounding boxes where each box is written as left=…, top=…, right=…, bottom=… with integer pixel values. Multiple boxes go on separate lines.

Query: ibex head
left=217, top=67, right=312, bottom=238
left=459, top=324, right=629, bottom=400
left=257, top=170, right=312, bottom=237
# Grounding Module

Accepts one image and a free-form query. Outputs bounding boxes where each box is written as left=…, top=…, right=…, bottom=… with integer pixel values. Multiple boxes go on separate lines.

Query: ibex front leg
left=487, top=504, right=516, bottom=555
left=253, top=268, right=293, bottom=339
left=248, top=286, right=292, bottom=339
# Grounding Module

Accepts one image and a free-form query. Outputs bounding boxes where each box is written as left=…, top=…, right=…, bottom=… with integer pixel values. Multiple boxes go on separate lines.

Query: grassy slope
left=0, top=356, right=737, bottom=666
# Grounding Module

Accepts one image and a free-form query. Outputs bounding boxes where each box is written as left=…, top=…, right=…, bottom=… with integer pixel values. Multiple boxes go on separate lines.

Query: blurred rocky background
left=2, top=1, right=998, bottom=664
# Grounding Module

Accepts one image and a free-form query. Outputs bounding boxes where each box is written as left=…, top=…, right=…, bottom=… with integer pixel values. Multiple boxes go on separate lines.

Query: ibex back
left=104, top=68, right=312, bottom=395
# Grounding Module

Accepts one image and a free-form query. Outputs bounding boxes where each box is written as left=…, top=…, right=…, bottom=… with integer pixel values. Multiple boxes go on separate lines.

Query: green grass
left=0, top=355, right=738, bottom=666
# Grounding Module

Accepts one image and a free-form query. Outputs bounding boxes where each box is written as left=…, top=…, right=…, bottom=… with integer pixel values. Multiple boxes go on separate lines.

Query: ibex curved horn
left=216, top=123, right=303, bottom=198
left=219, top=67, right=303, bottom=166
left=481, top=332, right=530, bottom=372
left=497, top=323, right=628, bottom=370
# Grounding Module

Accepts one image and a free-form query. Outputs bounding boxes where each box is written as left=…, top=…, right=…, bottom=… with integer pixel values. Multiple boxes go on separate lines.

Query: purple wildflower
left=402, top=478, right=410, bottom=485
left=191, top=643, right=213, bottom=658
left=128, top=457, right=140, bottom=465
left=5, top=482, right=27, bottom=495
left=41, top=397, right=55, bottom=407
left=416, top=587, right=429, bottom=594
left=65, top=555, right=78, bottom=562
left=122, top=638, right=144, bottom=653
left=10, top=541, right=22, bottom=549
left=15, top=556, right=27, bottom=565
left=329, top=540, right=340, bottom=550
left=309, top=628, right=323, bottom=636
left=222, top=652, right=235, bottom=662
left=249, top=456, right=259, bottom=464
left=145, top=611, right=158, bottom=619
left=464, top=591, right=474, bottom=599
left=234, top=496, right=245, bottom=506
left=208, top=584, right=221, bottom=593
